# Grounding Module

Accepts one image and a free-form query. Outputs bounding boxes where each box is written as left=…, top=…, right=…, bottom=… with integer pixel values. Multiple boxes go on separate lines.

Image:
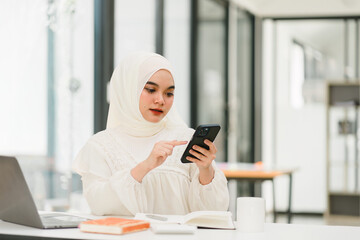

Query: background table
left=217, top=162, right=296, bottom=223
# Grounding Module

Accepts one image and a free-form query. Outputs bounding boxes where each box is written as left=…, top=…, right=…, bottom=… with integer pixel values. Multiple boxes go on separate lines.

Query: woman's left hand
left=186, top=139, right=217, bottom=170
left=187, top=139, right=217, bottom=185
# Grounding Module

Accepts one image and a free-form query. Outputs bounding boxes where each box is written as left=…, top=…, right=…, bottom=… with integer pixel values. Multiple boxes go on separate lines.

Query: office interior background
left=1, top=0, right=360, bottom=225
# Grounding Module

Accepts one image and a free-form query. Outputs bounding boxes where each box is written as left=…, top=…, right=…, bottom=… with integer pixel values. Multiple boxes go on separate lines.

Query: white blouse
left=73, top=126, right=229, bottom=216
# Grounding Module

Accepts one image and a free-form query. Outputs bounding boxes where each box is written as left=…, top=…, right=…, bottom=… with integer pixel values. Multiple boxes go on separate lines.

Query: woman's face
left=139, top=69, right=175, bottom=123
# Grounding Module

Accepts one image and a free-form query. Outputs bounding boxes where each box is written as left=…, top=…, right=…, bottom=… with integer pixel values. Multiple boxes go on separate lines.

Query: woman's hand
left=145, top=140, right=188, bottom=170
left=131, top=140, right=187, bottom=183
left=186, top=139, right=217, bottom=185
left=186, top=139, right=217, bottom=169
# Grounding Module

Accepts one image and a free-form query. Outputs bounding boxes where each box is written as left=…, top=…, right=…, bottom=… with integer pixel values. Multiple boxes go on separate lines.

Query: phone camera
left=198, top=127, right=209, bottom=137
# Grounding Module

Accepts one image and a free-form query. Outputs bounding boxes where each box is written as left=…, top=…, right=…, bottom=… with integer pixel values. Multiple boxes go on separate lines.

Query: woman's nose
left=154, top=93, right=165, bottom=105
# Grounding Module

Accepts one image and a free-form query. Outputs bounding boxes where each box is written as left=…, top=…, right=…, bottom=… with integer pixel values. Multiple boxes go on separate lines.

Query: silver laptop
left=0, top=155, right=88, bottom=229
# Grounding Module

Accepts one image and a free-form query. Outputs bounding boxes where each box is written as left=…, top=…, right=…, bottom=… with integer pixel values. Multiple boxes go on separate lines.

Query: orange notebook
left=79, top=218, right=150, bottom=235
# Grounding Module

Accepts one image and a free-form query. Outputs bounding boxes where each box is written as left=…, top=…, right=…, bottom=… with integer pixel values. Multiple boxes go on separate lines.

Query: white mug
left=236, top=197, right=265, bottom=233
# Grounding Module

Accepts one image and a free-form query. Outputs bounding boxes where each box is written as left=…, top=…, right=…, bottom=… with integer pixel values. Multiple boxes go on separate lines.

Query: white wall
left=0, top=0, right=47, bottom=156
left=114, top=0, right=156, bottom=66
left=262, top=19, right=348, bottom=213
left=235, top=0, right=360, bottom=17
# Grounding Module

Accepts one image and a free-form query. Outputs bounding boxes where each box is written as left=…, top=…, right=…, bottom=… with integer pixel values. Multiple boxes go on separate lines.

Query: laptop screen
left=0, top=156, right=46, bottom=228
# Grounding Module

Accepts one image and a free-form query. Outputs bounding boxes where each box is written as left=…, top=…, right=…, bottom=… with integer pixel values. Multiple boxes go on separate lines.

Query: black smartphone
left=180, top=124, right=221, bottom=163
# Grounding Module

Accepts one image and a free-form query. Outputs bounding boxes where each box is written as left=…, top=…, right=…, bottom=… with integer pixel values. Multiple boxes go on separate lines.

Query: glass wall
left=51, top=0, right=94, bottom=209
left=195, top=0, right=255, bottom=166
left=196, top=0, right=228, bottom=162
left=0, top=0, right=48, bottom=157
left=236, top=10, right=254, bottom=164
left=0, top=0, right=94, bottom=211
left=164, top=0, right=191, bottom=124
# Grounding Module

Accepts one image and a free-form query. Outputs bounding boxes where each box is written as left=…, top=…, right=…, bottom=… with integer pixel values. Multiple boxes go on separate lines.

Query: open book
left=135, top=211, right=235, bottom=230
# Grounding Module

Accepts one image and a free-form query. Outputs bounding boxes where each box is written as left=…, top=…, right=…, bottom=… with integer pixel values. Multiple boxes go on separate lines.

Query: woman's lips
left=150, top=109, right=163, bottom=115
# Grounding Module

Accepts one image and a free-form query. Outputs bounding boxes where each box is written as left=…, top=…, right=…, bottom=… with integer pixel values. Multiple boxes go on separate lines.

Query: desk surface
left=0, top=220, right=359, bottom=240
left=217, top=162, right=295, bottom=179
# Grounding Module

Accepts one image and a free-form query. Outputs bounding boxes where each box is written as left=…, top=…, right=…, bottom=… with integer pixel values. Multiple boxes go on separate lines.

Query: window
left=0, top=0, right=94, bottom=210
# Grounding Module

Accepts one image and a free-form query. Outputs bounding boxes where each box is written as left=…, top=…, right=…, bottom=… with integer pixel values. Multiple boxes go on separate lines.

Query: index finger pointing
left=170, top=140, right=188, bottom=146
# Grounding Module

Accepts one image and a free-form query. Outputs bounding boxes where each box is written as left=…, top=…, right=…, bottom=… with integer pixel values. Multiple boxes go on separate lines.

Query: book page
left=182, top=211, right=231, bottom=223
left=134, top=213, right=185, bottom=224
left=182, top=211, right=234, bottom=229
left=135, top=211, right=235, bottom=229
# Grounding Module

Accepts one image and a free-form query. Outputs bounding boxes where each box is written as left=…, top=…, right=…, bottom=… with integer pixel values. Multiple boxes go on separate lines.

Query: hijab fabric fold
left=106, top=52, right=187, bottom=137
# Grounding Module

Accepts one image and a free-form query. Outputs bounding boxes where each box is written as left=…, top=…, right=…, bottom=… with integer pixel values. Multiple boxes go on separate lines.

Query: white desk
left=0, top=220, right=359, bottom=240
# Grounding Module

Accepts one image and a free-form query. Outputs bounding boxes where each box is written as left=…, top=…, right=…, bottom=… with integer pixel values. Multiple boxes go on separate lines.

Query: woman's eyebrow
left=146, top=81, right=175, bottom=89
left=146, top=81, right=158, bottom=87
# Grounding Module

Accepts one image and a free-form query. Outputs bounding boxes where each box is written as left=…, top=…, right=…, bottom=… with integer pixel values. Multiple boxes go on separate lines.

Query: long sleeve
left=188, top=161, right=230, bottom=212
left=73, top=140, right=150, bottom=216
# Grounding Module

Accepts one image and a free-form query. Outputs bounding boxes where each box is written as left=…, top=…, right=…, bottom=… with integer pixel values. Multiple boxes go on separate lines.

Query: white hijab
left=106, top=52, right=187, bottom=137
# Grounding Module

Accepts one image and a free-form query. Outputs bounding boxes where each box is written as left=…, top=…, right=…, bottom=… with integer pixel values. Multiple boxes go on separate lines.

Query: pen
left=145, top=214, right=168, bottom=221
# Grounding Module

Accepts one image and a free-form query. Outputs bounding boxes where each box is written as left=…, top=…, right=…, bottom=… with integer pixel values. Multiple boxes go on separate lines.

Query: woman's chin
left=145, top=116, right=164, bottom=123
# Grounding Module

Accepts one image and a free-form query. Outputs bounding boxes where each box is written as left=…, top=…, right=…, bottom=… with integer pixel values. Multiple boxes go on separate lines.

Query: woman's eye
left=166, top=92, right=174, bottom=97
left=145, top=88, right=156, bottom=93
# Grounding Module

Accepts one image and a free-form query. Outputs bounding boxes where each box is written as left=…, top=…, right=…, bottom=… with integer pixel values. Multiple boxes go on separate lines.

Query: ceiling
left=235, top=0, right=360, bottom=18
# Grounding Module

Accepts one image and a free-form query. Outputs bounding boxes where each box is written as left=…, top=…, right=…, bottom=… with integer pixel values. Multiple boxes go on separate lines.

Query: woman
left=73, top=52, right=229, bottom=216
